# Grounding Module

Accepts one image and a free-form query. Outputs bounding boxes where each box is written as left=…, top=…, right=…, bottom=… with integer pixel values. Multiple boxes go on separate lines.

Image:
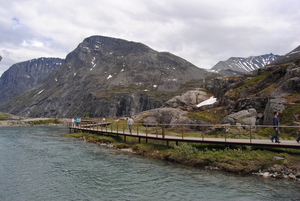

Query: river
left=0, top=126, right=299, bottom=201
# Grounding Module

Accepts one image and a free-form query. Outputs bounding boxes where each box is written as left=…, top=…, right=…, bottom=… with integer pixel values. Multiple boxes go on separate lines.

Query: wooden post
left=182, top=125, right=184, bottom=139
left=250, top=125, right=252, bottom=143
left=224, top=125, right=227, bottom=142
left=202, top=125, right=204, bottom=140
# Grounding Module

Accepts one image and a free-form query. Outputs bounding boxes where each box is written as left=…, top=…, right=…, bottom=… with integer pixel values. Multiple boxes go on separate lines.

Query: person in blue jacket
left=270, top=112, right=280, bottom=143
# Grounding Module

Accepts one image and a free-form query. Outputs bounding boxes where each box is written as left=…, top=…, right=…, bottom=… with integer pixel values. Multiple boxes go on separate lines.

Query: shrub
left=172, top=143, right=198, bottom=162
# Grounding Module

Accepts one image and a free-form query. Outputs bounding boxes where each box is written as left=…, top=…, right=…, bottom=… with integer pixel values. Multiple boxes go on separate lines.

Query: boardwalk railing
left=67, top=121, right=300, bottom=148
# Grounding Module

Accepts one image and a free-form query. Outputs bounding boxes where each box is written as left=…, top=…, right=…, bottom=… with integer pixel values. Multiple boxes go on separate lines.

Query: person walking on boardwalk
left=71, top=118, right=75, bottom=127
left=296, top=127, right=300, bottom=143
left=127, top=117, right=134, bottom=134
left=75, top=118, right=80, bottom=127
left=270, top=112, right=280, bottom=143
left=295, top=121, right=300, bottom=143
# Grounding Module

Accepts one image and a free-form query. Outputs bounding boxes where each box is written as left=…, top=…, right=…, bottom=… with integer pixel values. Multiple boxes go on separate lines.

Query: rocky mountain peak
left=0, top=57, right=64, bottom=102
left=210, top=53, right=281, bottom=76
left=0, top=35, right=219, bottom=118
left=268, top=45, right=300, bottom=65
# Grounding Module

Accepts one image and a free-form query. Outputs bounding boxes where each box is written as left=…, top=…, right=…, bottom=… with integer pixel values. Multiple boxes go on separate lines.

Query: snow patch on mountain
left=210, top=53, right=282, bottom=76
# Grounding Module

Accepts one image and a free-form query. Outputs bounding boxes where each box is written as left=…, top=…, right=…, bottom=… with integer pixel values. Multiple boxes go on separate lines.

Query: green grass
left=28, top=118, right=61, bottom=124
left=65, top=131, right=300, bottom=175
left=0, top=115, right=9, bottom=120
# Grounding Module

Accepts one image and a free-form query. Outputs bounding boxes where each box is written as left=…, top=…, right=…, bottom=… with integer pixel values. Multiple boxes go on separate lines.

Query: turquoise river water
left=0, top=126, right=300, bottom=201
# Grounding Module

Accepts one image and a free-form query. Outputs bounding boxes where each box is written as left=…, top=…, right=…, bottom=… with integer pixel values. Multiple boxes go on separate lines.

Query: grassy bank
left=64, top=132, right=300, bottom=178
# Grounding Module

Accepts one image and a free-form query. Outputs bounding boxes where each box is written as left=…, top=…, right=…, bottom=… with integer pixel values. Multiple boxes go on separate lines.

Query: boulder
left=135, top=107, right=209, bottom=128
left=220, top=108, right=257, bottom=126
left=263, top=98, right=287, bottom=125
left=164, top=89, right=211, bottom=110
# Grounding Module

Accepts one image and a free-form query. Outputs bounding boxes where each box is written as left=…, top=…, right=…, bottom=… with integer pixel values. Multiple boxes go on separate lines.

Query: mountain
left=0, top=35, right=219, bottom=118
left=210, top=53, right=281, bottom=76
left=135, top=45, right=300, bottom=127
left=268, top=45, right=300, bottom=65
left=0, top=57, right=64, bottom=103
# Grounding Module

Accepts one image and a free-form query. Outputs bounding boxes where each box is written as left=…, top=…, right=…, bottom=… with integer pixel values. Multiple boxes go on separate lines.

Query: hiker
left=270, top=112, right=280, bottom=143
left=127, top=117, right=134, bottom=134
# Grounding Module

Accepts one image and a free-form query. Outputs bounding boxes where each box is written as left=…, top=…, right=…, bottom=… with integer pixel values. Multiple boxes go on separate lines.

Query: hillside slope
left=0, top=35, right=219, bottom=118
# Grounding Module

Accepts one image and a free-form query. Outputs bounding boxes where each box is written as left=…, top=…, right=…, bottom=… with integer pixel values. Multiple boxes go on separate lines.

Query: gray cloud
left=1, top=0, right=299, bottom=76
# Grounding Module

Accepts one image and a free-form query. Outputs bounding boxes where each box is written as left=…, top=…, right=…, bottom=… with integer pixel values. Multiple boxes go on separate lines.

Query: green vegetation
left=281, top=104, right=300, bottom=125
left=0, top=113, right=10, bottom=120
left=187, top=107, right=227, bottom=123
left=64, top=132, right=121, bottom=144
left=65, top=131, right=300, bottom=175
left=28, top=118, right=61, bottom=125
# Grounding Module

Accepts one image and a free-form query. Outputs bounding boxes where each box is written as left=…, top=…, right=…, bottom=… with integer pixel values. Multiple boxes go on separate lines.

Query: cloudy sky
left=0, top=0, right=299, bottom=76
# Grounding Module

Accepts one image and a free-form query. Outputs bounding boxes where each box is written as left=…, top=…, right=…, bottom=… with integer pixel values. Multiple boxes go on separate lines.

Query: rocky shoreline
left=0, top=118, right=69, bottom=127
left=77, top=136, right=300, bottom=182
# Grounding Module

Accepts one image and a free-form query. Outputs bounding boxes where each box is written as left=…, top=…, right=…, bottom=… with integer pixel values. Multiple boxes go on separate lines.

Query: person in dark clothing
left=296, top=128, right=300, bottom=143
left=270, top=112, right=280, bottom=143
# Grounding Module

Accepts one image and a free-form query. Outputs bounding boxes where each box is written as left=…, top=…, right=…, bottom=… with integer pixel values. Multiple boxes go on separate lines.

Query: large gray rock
left=220, top=108, right=257, bottom=126
left=164, top=89, right=211, bottom=111
left=263, top=98, right=287, bottom=125
left=135, top=107, right=209, bottom=128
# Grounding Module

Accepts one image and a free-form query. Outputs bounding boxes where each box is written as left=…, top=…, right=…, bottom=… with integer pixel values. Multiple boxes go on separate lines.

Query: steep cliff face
left=0, top=36, right=219, bottom=118
left=0, top=57, right=64, bottom=104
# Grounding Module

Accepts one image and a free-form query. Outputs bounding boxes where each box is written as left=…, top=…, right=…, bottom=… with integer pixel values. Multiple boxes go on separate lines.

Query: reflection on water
left=0, top=126, right=299, bottom=201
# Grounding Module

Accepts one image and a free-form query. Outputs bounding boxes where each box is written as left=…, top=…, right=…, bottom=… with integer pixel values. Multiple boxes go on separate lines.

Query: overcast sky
left=1, top=0, right=299, bottom=76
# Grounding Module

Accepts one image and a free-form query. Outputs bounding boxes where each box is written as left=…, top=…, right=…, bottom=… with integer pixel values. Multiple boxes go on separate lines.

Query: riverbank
left=64, top=132, right=300, bottom=181
left=0, top=117, right=69, bottom=127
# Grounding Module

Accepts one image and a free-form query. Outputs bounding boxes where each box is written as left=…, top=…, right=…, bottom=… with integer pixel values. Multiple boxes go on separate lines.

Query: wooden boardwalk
left=68, top=123, right=300, bottom=149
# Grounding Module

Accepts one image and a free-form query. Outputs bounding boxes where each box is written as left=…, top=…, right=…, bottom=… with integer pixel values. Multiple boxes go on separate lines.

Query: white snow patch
left=107, top=75, right=112, bottom=79
left=196, top=96, right=217, bottom=107
left=55, top=78, right=57, bottom=82
left=121, top=69, right=124, bottom=72
left=153, top=85, right=157, bottom=87
left=74, top=72, right=76, bottom=76
left=38, top=89, right=44, bottom=95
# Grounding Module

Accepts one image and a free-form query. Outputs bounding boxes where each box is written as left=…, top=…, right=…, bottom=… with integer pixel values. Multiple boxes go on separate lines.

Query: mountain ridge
left=210, top=53, right=281, bottom=76
left=0, top=35, right=219, bottom=118
left=0, top=57, right=64, bottom=103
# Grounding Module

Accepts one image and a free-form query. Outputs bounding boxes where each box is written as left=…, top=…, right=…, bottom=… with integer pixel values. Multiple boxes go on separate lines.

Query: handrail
left=67, top=121, right=300, bottom=147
